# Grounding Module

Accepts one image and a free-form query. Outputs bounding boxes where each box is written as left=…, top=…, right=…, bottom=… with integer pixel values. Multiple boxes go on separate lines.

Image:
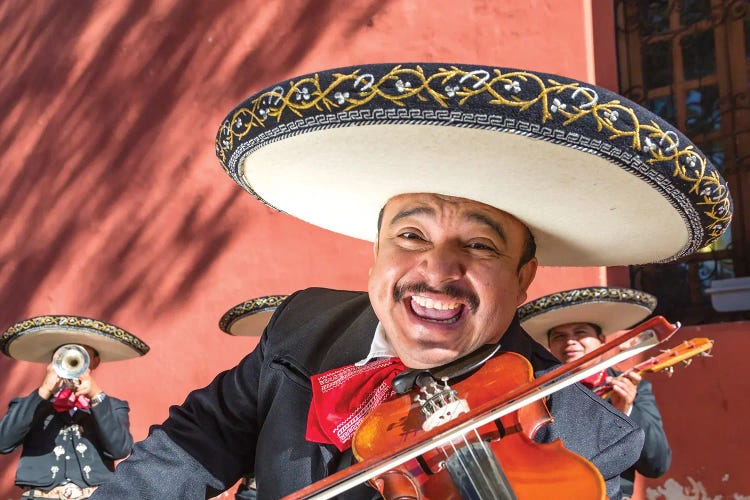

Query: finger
left=612, top=377, right=637, bottom=391
left=610, top=383, right=627, bottom=397
left=610, top=378, right=634, bottom=394
left=625, top=372, right=642, bottom=384
left=611, top=383, right=636, bottom=403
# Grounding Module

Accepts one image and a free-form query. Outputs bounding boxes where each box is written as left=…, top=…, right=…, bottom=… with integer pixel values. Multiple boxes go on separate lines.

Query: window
left=615, top=0, right=749, bottom=323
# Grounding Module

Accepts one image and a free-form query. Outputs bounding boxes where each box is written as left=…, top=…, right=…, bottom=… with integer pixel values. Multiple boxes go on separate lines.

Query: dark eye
left=468, top=242, right=490, bottom=249
left=466, top=241, right=498, bottom=253
left=398, top=231, right=424, bottom=240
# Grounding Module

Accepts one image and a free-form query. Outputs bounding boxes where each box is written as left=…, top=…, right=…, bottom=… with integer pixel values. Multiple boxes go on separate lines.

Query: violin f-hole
left=370, top=469, right=421, bottom=500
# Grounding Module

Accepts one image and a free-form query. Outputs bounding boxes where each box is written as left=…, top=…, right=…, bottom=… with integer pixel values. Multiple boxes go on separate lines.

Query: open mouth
left=408, top=295, right=466, bottom=324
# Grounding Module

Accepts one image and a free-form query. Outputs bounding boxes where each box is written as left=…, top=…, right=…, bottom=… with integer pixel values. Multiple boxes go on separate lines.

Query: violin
left=285, top=316, right=680, bottom=500
left=594, top=337, right=713, bottom=399
left=356, top=351, right=605, bottom=499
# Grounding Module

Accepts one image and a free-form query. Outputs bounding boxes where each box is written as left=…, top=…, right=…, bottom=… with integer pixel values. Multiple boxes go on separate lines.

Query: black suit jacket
left=0, top=389, right=133, bottom=488
left=606, top=368, right=671, bottom=496
left=92, top=288, right=644, bottom=499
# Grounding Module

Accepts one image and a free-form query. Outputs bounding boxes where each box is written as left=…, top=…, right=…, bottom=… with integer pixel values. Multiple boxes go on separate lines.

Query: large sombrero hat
left=216, top=63, right=732, bottom=266
left=517, top=287, right=658, bottom=345
left=219, top=295, right=288, bottom=336
left=0, top=315, right=150, bottom=363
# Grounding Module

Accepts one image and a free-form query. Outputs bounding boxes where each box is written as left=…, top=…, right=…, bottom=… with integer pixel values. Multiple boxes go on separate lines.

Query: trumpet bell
left=52, top=344, right=90, bottom=380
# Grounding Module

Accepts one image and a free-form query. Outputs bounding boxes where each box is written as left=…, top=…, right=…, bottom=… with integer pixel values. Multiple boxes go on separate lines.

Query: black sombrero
left=0, top=315, right=150, bottom=363
left=216, top=63, right=732, bottom=266
left=518, top=287, right=658, bottom=345
left=219, top=295, right=288, bottom=336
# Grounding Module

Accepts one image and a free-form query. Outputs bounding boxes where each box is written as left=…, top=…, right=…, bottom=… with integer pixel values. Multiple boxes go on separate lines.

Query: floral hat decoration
left=216, top=63, right=732, bottom=266
left=518, top=287, right=658, bottom=346
left=219, top=295, right=288, bottom=336
left=0, top=315, right=150, bottom=363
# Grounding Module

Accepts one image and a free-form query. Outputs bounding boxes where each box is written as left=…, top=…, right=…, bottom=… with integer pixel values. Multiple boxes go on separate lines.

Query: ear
left=90, top=356, right=101, bottom=370
left=516, top=257, right=538, bottom=305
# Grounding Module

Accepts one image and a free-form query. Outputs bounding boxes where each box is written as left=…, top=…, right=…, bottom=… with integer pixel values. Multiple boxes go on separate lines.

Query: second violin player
left=519, top=287, right=672, bottom=499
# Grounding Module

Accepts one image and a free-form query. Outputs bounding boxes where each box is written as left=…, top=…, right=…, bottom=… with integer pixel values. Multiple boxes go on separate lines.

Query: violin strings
left=467, top=430, right=494, bottom=484
left=446, top=438, right=488, bottom=497
left=471, top=430, right=518, bottom=500
left=471, top=429, right=515, bottom=496
left=436, top=430, right=513, bottom=499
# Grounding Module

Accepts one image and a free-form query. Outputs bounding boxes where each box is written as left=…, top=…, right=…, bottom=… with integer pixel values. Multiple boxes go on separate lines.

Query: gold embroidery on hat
left=216, top=64, right=732, bottom=249
left=219, top=295, right=287, bottom=333
left=518, top=287, right=658, bottom=320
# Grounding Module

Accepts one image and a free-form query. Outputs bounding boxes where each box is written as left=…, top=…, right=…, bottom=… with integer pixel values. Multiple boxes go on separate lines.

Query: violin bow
left=285, top=315, right=680, bottom=500
left=594, top=336, right=713, bottom=399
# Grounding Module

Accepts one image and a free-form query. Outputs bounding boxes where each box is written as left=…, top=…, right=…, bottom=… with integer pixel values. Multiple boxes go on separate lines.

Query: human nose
left=417, top=244, right=465, bottom=285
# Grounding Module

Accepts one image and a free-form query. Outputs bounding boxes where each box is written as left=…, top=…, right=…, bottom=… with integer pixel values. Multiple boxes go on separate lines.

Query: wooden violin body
left=353, top=352, right=605, bottom=499
left=284, top=316, right=679, bottom=500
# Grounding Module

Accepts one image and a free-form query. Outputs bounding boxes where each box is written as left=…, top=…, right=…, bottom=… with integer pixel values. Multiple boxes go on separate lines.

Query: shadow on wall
left=0, top=0, right=387, bottom=323
left=0, top=0, right=388, bottom=492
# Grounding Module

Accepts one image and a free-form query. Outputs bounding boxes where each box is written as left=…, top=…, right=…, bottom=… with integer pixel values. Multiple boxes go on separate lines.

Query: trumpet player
left=0, top=316, right=149, bottom=500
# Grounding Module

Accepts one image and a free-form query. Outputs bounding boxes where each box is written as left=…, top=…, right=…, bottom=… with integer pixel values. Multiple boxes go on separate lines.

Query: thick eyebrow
left=389, top=206, right=435, bottom=226
left=388, top=207, right=508, bottom=244
left=466, top=212, right=507, bottom=244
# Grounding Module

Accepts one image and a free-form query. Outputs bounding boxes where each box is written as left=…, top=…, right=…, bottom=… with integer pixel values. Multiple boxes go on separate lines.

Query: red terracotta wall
left=2, top=1, right=744, bottom=498
left=633, top=321, right=750, bottom=500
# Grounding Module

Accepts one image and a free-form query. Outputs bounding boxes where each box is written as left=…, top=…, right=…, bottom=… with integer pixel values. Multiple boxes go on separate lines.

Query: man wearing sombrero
left=519, top=287, right=671, bottom=498
left=92, top=63, right=732, bottom=499
left=0, top=316, right=149, bottom=499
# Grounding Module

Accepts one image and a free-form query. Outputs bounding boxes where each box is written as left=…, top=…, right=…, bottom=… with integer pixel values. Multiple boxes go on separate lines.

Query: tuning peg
left=666, top=366, right=675, bottom=377
left=681, top=359, right=693, bottom=367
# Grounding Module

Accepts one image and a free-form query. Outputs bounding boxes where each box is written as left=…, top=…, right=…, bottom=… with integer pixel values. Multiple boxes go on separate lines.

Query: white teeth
left=411, top=295, right=460, bottom=310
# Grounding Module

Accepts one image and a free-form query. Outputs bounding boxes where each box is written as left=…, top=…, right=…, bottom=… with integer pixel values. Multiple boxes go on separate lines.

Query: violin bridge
left=415, top=377, right=471, bottom=432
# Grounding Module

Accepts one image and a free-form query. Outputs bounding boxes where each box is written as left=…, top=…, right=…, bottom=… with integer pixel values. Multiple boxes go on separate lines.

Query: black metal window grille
left=615, top=0, right=749, bottom=323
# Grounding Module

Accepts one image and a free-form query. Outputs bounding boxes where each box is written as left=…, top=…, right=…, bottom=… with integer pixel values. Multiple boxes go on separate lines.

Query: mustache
left=394, top=282, right=479, bottom=312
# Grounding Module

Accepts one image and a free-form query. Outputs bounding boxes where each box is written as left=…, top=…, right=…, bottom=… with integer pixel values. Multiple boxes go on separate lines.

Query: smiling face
left=368, top=193, right=537, bottom=369
left=547, top=322, right=605, bottom=363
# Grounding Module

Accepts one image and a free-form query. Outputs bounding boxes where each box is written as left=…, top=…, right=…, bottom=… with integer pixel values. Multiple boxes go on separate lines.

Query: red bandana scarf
left=306, top=357, right=407, bottom=451
left=51, top=387, right=90, bottom=412
left=580, top=370, right=608, bottom=395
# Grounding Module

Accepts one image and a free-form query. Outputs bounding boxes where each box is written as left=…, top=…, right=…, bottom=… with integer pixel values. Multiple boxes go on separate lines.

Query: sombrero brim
left=216, top=63, right=732, bottom=266
left=219, top=295, right=288, bottom=336
left=518, top=287, right=657, bottom=345
left=0, top=316, right=150, bottom=363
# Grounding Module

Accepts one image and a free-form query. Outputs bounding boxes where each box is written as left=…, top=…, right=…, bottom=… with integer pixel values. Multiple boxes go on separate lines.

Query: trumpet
left=52, top=344, right=90, bottom=385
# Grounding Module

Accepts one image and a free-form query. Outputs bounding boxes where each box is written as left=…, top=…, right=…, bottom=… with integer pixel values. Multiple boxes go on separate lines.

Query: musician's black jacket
left=91, top=288, right=644, bottom=499
left=606, top=367, right=672, bottom=497
left=0, top=389, right=133, bottom=488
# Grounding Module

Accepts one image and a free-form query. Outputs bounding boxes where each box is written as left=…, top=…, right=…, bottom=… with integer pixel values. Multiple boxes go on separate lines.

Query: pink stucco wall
left=636, top=321, right=750, bottom=500
left=0, top=1, right=744, bottom=498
